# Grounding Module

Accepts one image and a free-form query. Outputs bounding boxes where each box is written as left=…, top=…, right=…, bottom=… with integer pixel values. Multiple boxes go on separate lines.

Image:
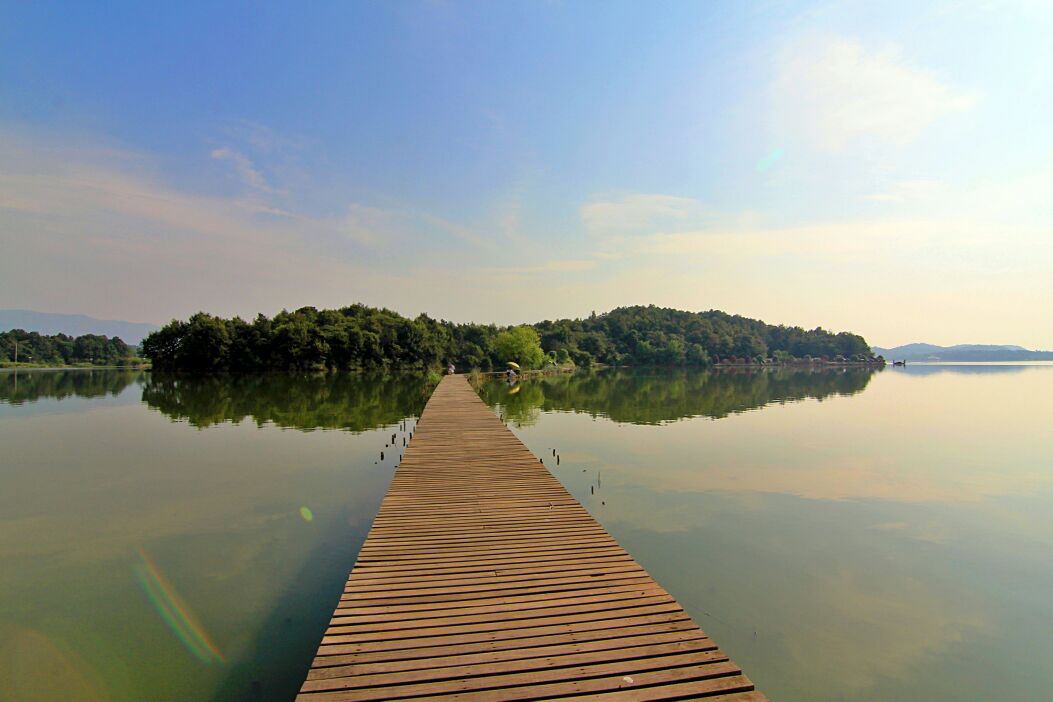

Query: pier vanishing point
left=298, top=375, right=767, bottom=701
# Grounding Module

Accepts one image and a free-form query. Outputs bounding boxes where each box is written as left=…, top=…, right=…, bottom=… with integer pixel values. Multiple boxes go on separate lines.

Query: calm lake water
left=2, top=365, right=1052, bottom=701
left=0, top=370, right=428, bottom=702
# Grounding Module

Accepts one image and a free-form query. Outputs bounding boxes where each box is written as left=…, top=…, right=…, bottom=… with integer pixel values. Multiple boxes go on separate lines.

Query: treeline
left=0, top=329, right=135, bottom=366
left=142, top=303, right=875, bottom=372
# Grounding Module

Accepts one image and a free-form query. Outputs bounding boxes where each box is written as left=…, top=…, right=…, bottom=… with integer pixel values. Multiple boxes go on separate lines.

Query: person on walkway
left=447, top=362, right=455, bottom=375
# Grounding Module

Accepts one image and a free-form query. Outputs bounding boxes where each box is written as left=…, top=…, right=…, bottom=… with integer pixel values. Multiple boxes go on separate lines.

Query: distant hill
left=873, top=343, right=1053, bottom=362
left=0, top=310, right=159, bottom=345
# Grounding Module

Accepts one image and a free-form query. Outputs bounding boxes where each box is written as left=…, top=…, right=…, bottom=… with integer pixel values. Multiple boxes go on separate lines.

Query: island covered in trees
left=141, top=304, right=880, bottom=372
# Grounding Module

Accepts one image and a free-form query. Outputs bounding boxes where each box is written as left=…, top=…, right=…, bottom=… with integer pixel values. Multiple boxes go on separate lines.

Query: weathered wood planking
left=298, top=375, right=767, bottom=701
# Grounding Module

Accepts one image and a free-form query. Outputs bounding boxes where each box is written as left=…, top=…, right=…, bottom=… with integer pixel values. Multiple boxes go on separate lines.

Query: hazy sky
left=1, top=1, right=1051, bottom=347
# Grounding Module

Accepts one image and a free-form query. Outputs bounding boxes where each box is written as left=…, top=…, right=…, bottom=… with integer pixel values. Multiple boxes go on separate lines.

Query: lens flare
left=757, top=147, right=784, bottom=172
left=133, top=549, right=225, bottom=665
left=299, top=506, right=314, bottom=522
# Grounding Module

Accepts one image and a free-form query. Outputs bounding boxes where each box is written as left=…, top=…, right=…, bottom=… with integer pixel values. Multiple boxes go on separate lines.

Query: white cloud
left=580, top=193, right=706, bottom=233
left=772, top=36, right=977, bottom=149
left=210, top=146, right=275, bottom=193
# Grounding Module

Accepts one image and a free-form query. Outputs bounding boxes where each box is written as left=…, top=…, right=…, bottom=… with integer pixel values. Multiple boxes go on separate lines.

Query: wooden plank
left=300, top=650, right=734, bottom=694
left=333, top=587, right=665, bottom=620
left=302, top=663, right=747, bottom=701
left=298, top=375, right=766, bottom=701
left=315, top=621, right=705, bottom=661
left=307, top=632, right=716, bottom=678
left=322, top=603, right=686, bottom=641
left=319, top=611, right=694, bottom=649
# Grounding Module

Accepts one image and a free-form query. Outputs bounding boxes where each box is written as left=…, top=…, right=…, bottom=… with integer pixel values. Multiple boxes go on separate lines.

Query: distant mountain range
left=872, top=343, right=1053, bottom=362
left=0, top=310, right=160, bottom=345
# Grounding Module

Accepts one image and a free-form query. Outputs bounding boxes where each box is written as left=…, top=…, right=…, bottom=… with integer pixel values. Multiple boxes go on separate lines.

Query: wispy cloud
left=772, top=35, right=977, bottom=149
left=0, top=129, right=529, bottom=322
left=340, top=203, right=397, bottom=247
left=417, top=212, right=500, bottom=252
left=222, top=119, right=309, bottom=156
left=210, top=146, right=276, bottom=193
left=0, top=133, right=408, bottom=320
left=580, top=193, right=707, bottom=234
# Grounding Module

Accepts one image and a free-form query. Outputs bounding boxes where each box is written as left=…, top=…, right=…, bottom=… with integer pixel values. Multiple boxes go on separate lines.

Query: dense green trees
left=547, top=307, right=870, bottom=367
left=494, top=326, right=546, bottom=369
left=142, top=303, right=877, bottom=372
left=0, top=329, right=135, bottom=366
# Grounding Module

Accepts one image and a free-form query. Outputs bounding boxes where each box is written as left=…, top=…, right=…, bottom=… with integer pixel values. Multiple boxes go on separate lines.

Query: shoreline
left=474, top=360, right=885, bottom=379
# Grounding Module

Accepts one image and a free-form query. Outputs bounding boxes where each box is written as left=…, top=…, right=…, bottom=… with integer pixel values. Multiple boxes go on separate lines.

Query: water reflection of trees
left=142, top=372, right=432, bottom=432
left=0, top=369, right=142, bottom=404
left=478, top=367, right=877, bottom=426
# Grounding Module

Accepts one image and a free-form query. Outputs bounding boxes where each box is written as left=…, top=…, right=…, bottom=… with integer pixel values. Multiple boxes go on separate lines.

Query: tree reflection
left=3, top=366, right=879, bottom=429
left=141, top=372, right=432, bottom=432
left=0, top=369, right=142, bottom=405
left=478, top=367, right=877, bottom=425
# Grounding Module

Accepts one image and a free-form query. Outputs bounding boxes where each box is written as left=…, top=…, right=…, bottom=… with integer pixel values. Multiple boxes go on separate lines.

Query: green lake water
left=0, top=370, right=427, bottom=701
left=2, top=365, right=1052, bottom=700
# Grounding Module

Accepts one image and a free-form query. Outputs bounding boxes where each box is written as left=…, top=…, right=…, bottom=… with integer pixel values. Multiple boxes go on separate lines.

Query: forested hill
left=143, top=304, right=875, bottom=372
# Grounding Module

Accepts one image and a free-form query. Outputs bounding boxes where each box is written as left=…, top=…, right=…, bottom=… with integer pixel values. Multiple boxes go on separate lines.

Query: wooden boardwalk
left=299, top=375, right=766, bottom=701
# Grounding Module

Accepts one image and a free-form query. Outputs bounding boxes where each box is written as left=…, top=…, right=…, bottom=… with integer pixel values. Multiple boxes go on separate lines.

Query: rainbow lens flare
left=756, top=147, right=784, bottom=172
left=133, top=549, right=225, bottom=665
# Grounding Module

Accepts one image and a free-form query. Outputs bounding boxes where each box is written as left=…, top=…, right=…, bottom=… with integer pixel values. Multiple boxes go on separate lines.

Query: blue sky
left=2, top=1, right=1051, bottom=347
